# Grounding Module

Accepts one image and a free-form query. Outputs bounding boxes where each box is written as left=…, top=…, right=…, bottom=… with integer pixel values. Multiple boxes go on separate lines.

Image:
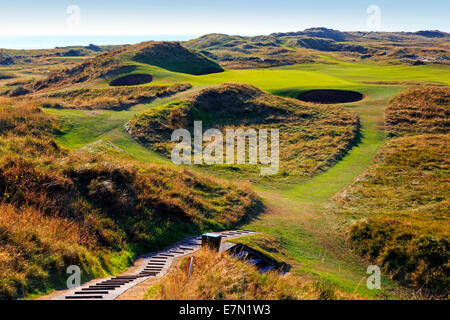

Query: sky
left=0, top=0, right=448, bottom=36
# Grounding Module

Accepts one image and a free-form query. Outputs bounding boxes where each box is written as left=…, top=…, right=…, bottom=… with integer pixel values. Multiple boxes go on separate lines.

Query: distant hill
left=185, top=28, right=450, bottom=68
left=28, top=41, right=223, bottom=91
left=272, top=27, right=352, bottom=41
left=414, top=30, right=447, bottom=38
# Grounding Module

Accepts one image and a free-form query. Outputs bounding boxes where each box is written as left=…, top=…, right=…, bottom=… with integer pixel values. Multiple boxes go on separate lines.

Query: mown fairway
left=44, top=59, right=450, bottom=299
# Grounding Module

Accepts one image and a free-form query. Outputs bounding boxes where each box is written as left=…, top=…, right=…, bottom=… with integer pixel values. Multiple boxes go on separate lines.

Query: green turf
left=113, top=58, right=450, bottom=90
left=238, top=85, right=408, bottom=299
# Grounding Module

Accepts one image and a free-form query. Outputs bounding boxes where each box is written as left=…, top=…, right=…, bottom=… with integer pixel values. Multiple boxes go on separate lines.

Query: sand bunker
left=110, top=73, right=153, bottom=86
left=297, top=89, right=363, bottom=104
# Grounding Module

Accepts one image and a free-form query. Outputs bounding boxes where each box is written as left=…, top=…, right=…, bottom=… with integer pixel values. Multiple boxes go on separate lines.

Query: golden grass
left=149, top=248, right=358, bottom=300
left=128, top=83, right=359, bottom=179
left=41, top=83, right=192, bottom=110
left=334, top=134, right=449, bottom=297
left=385, top=86, right=449, bottom=137
left=0, top=98, right=262, bottom=299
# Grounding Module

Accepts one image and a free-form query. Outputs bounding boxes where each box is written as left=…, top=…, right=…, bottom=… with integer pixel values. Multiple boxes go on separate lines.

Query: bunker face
left=297, top=89, right=363, bottom=104
left=110, top=74, right=153, bottom=86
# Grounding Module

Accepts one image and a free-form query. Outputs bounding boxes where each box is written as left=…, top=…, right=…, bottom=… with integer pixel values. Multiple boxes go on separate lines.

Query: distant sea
left=0, top=35, right=199, bottom=50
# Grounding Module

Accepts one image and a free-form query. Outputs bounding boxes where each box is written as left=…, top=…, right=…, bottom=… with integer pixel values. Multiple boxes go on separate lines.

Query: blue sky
left=0, top=0, right=449, bottom=36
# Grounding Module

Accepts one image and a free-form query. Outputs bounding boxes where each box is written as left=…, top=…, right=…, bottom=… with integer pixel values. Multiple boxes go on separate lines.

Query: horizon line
left=1, top=28, right=448, bottom=37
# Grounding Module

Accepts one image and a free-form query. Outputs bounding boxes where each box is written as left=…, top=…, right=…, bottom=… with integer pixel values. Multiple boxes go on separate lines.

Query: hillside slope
left=0, top=97, right=260, bottom=299
left=334, top=87, right=450, bottom=297
left=27, top=41, right=223, bottom=92
left=385, top=86, right=449, bottom=136
left=185, top=28, right=450, bottom=68
left=127, top=83, right=359, bottom=179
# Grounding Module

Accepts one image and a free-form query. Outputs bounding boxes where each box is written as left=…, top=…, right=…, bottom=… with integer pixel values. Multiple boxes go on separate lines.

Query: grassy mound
left=126, top=41, right=223, bottom=75
left=40, top=83, right=191, bottom=110
left=185, top=33, right=315, bottom=69
left=127, top=83, right=359, bottom=179
left=335, top=86, right=450, bottom=297
left=0, top=99, right=260, bottom=299
left=337, top=135, right=449, bottom=297
left=27, top=41, right=222, bottom=92
left=385, top=86, right=449, bottom=136
left=147, top=248, right=357, bottom=300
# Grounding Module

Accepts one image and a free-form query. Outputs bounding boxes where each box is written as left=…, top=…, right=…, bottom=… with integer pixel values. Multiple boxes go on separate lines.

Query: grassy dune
left=334, top=87, right=449, bottom=297
left=385, top=86, right=449, bottom=136
left=2, top=39, right=449, bottom=300
left=40, top=83, right=191, bottom=110
left=0, top=99, right=260, bottom=299
left=127, top=83, right=359, bottom=180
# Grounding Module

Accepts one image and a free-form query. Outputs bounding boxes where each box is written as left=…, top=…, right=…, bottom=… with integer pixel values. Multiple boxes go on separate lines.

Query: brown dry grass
left=128, top=83, right=359, bottom=179
left=149, top=248, right=358, bottom=300
left=41, top=83, right=192, bottom=110
left=385, top=86, right=449, bottom=136
left=0, top=98, right=262, bottom=299
left=335, top=134, right=449, bottom=297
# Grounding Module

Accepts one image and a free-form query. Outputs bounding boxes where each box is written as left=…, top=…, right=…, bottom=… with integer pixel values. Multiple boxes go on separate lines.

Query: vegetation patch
left=40, top=83, right=191, bottom=110
left=127, top=83, right=359, bottom=180
left=385, top=86, right=449, bottom=136
left=297, top=89, right=363, bottom=104
left=335, top=92, right=449, bottom=298
left=0, top=98, right=261, bottom=299
left=147, top=248, right=357, bottom=300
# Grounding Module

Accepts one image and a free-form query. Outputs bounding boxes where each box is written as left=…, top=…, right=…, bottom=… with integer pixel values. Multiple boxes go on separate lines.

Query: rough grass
left=0, top=99, right=261, bottom=299
left=0, top=97, right=57, bottom=137
left=334, top=86, right=450, bottom=297
left=385, top=86, right=449, bottom=136
left=25, top=41, right=222, bottom=92
left=127, top=41, right=223, bottom=75
left=0, top=150, right=261, bottom=299
left=40, top=83, right=191, bottom=110
left=127, top=83, right=359, bottom=180
left=147, top=248, right=358, bottom=300
left=335, top=134, right=449, bottom=297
